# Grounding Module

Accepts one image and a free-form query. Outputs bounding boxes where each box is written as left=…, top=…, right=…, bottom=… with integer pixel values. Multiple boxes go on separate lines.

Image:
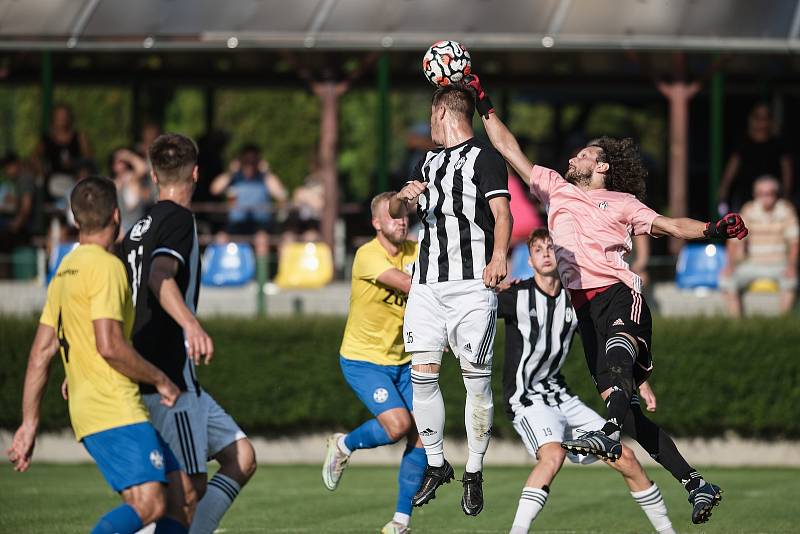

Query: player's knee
left=130, top=483, right=167, bottom=524
left=382, top=412, right=413, bottom=442
left=219, top=438, right=257, bottom=485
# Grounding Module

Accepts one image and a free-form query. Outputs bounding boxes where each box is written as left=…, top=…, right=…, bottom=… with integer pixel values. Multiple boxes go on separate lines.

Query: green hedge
left=2, top=316, right=799, bottom=438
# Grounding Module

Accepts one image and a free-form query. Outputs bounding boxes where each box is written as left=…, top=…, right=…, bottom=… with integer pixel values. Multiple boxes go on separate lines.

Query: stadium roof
left=1, top=0, right=800, bottom=52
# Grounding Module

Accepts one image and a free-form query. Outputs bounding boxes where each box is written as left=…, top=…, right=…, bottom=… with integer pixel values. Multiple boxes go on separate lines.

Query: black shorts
left=575, top=283, right=654, bottom=392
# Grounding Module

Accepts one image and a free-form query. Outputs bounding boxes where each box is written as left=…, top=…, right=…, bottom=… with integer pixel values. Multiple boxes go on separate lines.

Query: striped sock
left=188, top=473, right=240, bottom=534
left=682, top=470, right=705, bottom=492
left=631, top=483, right=676, bottom=533
left=510, top=486, right=548, bottom=533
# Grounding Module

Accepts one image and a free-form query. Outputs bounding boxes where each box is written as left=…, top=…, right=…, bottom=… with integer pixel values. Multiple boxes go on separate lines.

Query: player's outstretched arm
left=377, top=269, right=412, bottom=295
left=93, top=318, right=179, bottom=407
left=7, top=324, right=59, bottom=472
left=464, top=75, right=534, bottom=184
left=389, top=181, right=427, bottom=219
left=149, top=255, right=214, bottom=365
left=651, top=213, right=748, bottom=241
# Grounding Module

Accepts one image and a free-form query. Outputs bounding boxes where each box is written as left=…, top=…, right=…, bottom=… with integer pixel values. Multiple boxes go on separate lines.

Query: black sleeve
left=496, top=285, right=518, bottom=321
left=409, top=156, right=426, bottom=183
left=475, top=148, right=511, bottom=201
left=153, top=209, right=194, bottom=266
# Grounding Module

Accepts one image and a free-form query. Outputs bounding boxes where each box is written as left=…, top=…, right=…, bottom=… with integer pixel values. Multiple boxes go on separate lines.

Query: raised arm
left=7, top=324, right=60, bottom=472
left=465, top=75, right=534, bottom=184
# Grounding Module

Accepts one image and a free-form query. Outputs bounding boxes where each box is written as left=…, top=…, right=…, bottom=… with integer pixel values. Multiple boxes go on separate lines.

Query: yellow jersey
left=40, top=244, right=148, bottom=440
left=340, top=238, right=418, bottom=366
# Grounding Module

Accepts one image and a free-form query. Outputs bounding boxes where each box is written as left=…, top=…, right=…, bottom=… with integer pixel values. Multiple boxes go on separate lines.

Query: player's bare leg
left=163, top=470, right=197, bottom=529
left=509, top=443, right=564, bottom=534
left=120, top=481, right=167, bottom=527
left=188, top=438, right=256, bottom=534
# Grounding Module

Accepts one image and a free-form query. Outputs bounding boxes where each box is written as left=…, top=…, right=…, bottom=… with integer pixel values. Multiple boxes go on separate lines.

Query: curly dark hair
left=589, top=137, right=647, bottom=201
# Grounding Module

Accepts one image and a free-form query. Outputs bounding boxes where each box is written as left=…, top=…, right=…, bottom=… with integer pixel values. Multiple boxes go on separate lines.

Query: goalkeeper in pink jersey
left=464, top=74, right=748, bottom=526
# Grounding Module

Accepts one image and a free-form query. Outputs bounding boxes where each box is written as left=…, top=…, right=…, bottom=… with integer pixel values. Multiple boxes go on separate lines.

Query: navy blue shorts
left=339, top=356, right=412, bottom=417
left=82, top=422, right=180, bottom=493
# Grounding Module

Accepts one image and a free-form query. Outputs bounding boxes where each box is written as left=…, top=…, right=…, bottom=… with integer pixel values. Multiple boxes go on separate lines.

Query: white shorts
left=404, top=279, right=497, bottom=365
left=144, top=390, right=247, bottom=475
left=512, top=396, right=605, bottom=465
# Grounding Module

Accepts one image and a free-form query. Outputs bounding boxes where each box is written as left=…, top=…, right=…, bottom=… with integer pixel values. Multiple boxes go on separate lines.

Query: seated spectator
left=284, top=172, right=324, bottom=243
left=109, top=148, right=153, bottom=236
left=0, top=153, right=36, bottom=277
left=210, top=144, right=287, bottom=257
left=34, top=103, right=92, bottom=203
left=720, top=175, right=799, bottom=316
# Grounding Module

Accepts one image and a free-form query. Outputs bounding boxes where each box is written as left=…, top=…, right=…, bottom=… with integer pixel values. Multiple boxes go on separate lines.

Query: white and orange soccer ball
left=422, top=40, right=472, bottom=86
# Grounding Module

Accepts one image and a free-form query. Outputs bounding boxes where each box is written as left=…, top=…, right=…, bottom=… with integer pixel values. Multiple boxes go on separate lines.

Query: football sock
left=92, top=503, right=143, bottom=534
left=396, top=446, right=427, bottom=516
left=510, top=486, right=549, bottom=533
left=602, top=335, right=637, bottom=437
left=461, top=361, right=493, bottom=473
left=411, top=369, right=445, bottom=467
left=392, top=512, right=411, bottom=527
left=631, top=483, right=676, bottom=534
left=154, top=517, right=188, bottom=533
left=344, top=418, right=393, bottom=451
left=189, top=473, right=240, bottom=534
left=622, top=404, right=697, bottom=488
left=681, top=471, right=706, bottom=493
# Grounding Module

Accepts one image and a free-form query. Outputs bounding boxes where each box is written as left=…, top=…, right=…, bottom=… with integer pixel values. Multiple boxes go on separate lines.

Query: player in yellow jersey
left=6, top=177, right=188, bottom=534
left=322, top=192, right=425, bottom=534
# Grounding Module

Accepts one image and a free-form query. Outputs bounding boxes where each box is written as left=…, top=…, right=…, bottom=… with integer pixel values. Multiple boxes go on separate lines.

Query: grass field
left=0, top=464, right=796, bottom=533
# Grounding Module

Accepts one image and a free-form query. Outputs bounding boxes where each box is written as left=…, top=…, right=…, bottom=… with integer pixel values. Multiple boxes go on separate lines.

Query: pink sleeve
left=627, top=198, right=660, bottom=236
left=528, top=165, right=560, bottom=205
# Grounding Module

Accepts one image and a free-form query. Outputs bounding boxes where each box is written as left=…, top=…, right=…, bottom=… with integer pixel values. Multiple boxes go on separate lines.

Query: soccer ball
left=422, top=40, right=472, bottom=86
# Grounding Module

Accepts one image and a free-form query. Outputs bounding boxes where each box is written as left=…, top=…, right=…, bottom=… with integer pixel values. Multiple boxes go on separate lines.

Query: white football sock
left=462, top=360, right=493, bottom=473
left=392, top=512, right=410, bottom=526
left=189, top=473, right=241, bottom=534
left=411, top=368, right=445, bottom=467
left=511, top=486, right=548, bottom=533
left=631, top=483, right=676, bottom=533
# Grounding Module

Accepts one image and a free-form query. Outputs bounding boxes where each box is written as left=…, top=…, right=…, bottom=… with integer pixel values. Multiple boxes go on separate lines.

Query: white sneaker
left=381, top=521, right=410, bottom=534
left=322, top=433, right=350, bottom=490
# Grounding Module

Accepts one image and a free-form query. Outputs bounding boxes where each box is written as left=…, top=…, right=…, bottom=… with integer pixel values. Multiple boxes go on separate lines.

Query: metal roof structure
left=1, top=0, right=800, bottom=52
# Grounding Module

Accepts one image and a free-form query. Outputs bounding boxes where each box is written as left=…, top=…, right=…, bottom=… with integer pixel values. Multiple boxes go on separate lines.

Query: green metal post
left=377, top=53, right=390, bottom=193
left=41, top=51, right=53, bottom=134
left=256, top=254, right=268, bottom=317
left=709, top=67, right=724, bottom=219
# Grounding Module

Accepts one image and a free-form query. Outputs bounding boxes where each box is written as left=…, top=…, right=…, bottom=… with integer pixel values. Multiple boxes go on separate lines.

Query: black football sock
left=602, top=335, right=637, bottom=436
left=623, top=403, right=702, bottom=491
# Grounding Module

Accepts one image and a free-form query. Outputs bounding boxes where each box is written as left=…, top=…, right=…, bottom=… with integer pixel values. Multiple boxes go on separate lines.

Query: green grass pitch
left=1, top=464, right=796, bottom=533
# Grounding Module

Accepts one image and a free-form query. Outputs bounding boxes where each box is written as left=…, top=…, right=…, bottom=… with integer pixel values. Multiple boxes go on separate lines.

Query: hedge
left=2, top=315, right=799, bottom=439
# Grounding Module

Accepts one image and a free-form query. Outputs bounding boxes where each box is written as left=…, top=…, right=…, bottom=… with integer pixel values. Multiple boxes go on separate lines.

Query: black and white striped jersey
left=411, top=137, right=510, bottom=284
left=122, top=200, right=201, bottom=394
left=497, top=278, right=580, bottom=417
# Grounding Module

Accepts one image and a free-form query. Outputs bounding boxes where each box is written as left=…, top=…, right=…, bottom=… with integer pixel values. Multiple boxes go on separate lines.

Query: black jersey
left=497, top=278, right=579, bottom=418
left=122, top=200, right=201, bottom=394
left=411, top=137, right=510, bottom=284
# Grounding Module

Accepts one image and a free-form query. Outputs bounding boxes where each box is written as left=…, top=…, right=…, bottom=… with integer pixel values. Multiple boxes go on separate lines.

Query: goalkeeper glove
left=703, top=213, right=748, bottom=240
left=463, top=74, right=494, bottom=119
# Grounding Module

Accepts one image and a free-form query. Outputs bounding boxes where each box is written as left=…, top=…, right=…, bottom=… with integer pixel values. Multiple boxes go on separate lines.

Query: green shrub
left=1, top=315, right=798, bottom=438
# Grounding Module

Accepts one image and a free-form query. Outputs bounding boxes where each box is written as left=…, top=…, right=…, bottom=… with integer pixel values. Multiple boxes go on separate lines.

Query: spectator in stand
left=210, top=144, right=287, bottom=257
left=284, top=164, right=324, bottom=243
left=109, top=148, right=153, bottom=236
left=720, top=175, right=799, bottom=317
left=135, top=120, right=162, bottom=158
left=0, top=153, right=36, bottom=277
left=718, top=102, right=793, bottom=213
left=34, top=103, right=92, bottom=203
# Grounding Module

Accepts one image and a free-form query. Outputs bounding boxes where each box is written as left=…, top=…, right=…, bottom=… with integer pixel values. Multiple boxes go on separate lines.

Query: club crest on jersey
left=598, top=201, right=608, bottom=210
left=455, top=155, right=468, bottom=170
left=130, top=216, right=152, bottom=242
left=149, top=449, right=164, bottom=469
left=373, top=387, right=389, bottom=404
